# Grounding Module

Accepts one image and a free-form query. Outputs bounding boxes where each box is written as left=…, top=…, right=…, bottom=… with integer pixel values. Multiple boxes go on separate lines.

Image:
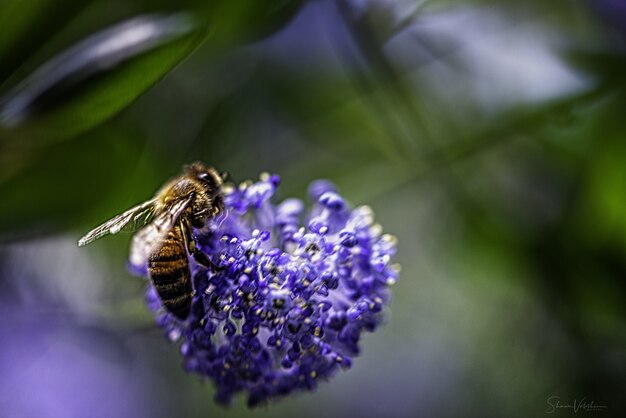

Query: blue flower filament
left=137, top=173, right=399, bottom=406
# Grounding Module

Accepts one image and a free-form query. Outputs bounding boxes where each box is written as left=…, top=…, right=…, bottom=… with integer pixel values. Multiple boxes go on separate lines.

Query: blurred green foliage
left=0, top=0, right=305, bottom=236
left=0, top=0, right=625, bottom=416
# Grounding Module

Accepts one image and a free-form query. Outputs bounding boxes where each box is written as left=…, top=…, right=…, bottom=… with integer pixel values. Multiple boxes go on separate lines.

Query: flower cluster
left=138, top=174, right=399, bottom=406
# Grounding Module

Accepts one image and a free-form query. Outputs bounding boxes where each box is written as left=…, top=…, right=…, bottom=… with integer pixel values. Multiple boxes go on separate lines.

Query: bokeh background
left=1, top=0, right=625, bottom=417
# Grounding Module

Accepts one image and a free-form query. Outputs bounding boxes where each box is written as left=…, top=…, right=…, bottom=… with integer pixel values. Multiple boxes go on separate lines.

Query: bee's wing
left=129, top=196, right=193, bottom=266
left=78, top=199, right=158, bottom=246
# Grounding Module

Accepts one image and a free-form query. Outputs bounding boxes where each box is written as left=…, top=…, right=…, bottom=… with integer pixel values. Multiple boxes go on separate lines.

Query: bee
left=78, top=162, right=225, bottom=320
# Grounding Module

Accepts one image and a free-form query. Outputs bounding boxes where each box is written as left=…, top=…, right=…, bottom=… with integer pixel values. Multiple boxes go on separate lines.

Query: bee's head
left=187, top=162, right=225, bottom=215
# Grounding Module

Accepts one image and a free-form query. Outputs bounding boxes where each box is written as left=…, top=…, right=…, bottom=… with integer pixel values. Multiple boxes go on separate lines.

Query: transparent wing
left=129, top=197, right=193, bottom=266
left=78, top=199, right=158, bottom=246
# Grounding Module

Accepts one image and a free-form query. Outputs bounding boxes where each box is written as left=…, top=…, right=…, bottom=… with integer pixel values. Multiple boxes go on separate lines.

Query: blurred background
left=1, top=0, right=625, bottom=417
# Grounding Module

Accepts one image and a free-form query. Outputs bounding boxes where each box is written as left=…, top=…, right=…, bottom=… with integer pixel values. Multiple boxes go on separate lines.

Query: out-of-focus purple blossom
left=132, top=173, right=399, bottom=406
left=0, top=315, right=153, bottom=418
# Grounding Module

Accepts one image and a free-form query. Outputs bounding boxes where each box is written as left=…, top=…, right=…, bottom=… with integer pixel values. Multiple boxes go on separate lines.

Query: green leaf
left=193, top=0, right=305, bottom=45
left=0, top=13, right=208, bottom=141
left=0, top=125, right=161, bottom=240
left=0, top=0, right=91, bottom=82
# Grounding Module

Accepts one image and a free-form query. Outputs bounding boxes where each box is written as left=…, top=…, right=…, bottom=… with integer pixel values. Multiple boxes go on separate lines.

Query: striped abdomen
left=148, top=225, right=192, bottom=319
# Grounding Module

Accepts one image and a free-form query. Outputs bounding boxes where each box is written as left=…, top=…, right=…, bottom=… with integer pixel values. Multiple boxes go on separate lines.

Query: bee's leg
left=180, top=220, right=224, bottom=271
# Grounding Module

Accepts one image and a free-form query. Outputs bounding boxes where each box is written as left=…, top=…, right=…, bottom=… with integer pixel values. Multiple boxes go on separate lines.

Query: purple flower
left=134, top=173, right=399, bottom=406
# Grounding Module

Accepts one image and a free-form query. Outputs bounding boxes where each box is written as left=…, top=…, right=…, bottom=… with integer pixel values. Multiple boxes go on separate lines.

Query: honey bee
left=78, top=162, right=225, bottom=320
